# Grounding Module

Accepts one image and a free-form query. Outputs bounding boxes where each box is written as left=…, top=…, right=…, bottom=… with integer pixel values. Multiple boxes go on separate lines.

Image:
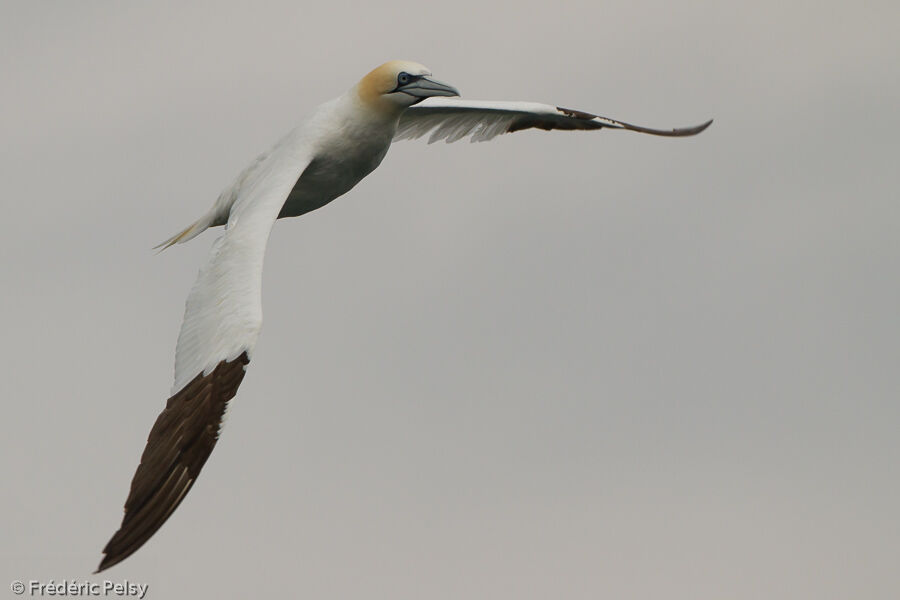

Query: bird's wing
left=97, top=132, right=314, bottom=573
left=396, top=98, right=712, bottom=144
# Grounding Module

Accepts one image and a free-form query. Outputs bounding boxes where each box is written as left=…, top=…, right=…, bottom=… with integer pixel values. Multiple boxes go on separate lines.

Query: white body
left=98, top=59, right=710, bottom=573
left=168, top=79, right=711, bottom=393
left=171, top=90, right=401, bottom=392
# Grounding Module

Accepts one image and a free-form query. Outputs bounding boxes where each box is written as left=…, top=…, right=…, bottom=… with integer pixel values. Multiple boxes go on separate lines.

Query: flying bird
left=97, top=60, right=711, bottom=572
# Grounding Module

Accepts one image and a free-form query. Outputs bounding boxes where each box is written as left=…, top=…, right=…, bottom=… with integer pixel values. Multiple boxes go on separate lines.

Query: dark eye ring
left=398, top=72, right=410, bottom=85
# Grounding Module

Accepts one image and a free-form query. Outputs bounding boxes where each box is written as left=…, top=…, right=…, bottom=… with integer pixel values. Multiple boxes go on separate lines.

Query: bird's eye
left=398, top=72, right=410, bottom=85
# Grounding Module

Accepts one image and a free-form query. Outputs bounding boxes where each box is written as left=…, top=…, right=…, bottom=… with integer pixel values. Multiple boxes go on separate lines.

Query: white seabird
left=97, top=60, right=711, bottom=572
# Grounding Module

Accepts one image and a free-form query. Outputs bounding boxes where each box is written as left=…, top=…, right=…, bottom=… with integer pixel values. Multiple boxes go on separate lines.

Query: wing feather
left=97, top=353, right=249, bottom=572
left=397, top=99, right=712, bottom=143
left=98, top=129, right=314, bottom=572
left=171, top=130, right=313, bottom=392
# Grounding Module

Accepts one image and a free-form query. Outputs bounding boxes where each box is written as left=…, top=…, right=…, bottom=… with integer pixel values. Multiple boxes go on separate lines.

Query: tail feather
left=153, top=218, right=209, bottom=252
left=155, top=185, right=235, bottom=252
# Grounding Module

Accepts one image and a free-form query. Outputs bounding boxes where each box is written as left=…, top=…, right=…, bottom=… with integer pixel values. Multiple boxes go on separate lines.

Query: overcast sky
left=2, top=1, right=898, bottom=598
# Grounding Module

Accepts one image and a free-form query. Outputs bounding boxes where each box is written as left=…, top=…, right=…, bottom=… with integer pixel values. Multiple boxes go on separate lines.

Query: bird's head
left=356, top=60, right=459, bottom=114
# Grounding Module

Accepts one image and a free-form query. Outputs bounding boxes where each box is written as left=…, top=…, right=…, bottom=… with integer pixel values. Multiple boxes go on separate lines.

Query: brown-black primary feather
left=96, top=352, right=249, bottom=572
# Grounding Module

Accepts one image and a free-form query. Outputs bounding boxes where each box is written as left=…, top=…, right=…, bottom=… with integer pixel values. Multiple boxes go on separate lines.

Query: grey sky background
left=1, top=1, right=898, bottom=598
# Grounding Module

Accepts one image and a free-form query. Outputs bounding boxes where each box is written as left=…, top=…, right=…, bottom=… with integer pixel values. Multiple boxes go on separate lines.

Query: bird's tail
left=153, top=215, right=211, bottom=252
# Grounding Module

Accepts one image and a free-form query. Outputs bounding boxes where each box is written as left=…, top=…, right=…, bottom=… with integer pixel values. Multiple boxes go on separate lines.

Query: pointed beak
left=398, top=76, right=460, bottom=99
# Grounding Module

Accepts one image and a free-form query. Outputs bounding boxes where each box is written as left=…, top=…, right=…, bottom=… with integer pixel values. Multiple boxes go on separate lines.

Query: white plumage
left=171, top=132, right=313, bottom=393
left=397, top=98, right=712, bottom=143
left=97, top=60, right=711, bottom=572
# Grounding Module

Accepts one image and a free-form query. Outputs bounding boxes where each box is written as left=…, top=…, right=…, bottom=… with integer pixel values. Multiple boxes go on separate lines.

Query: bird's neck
left=348, top=84, right=406, bottom=122
left=313, top=89, right=399, bottom=152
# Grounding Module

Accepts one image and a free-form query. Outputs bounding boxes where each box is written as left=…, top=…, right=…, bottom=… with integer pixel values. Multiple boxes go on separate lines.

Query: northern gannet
left=97, top=60, right=711, bottom=572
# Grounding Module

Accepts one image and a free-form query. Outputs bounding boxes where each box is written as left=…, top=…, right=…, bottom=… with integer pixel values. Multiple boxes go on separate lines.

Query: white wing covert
left=396, top=98, right=712, bottom=144
left=172, top=132, right=313, bottom=392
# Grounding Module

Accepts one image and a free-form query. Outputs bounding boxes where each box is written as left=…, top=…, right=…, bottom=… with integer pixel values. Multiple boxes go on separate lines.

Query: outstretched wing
left=397, top=98, right=712, bottom=144
left=97, top=130, right=314, bottom=573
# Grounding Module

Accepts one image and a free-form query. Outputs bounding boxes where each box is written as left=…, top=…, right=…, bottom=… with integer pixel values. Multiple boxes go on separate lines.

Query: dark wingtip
left=673, top=118, right=713, bottom=136
left=694, top=118, right=714, bottom=134
left=620, top=117, right=714, bottom=137
left=94, top=556, right=111, bottom=574
left=96, top=352, right=250, bottom=571
left=95, top=544, right=128, bottom=573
